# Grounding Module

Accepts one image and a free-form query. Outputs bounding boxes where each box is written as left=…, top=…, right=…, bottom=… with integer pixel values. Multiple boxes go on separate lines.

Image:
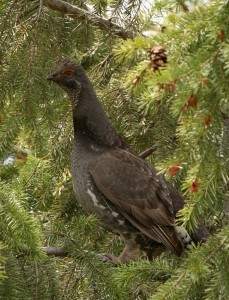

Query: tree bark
left=44, top=0, right=134, bottom=39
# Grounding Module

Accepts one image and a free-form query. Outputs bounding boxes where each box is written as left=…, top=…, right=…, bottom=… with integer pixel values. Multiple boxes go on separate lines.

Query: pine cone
left=148, top=46, right=167, bottom=71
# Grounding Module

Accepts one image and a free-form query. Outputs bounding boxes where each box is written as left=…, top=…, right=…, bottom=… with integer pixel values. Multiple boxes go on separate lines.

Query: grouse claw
left=97, top=253, right=120, bottom=265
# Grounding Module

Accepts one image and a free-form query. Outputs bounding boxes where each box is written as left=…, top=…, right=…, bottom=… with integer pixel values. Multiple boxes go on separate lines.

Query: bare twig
left=44, top=0, right=134, bottom=39
left=139, top=146, right=156, bottom=159
left=223, top=115, right=229, bottom=220
left=35, top=263, right=39, bottom=300
left=179, top=1, right=189, bottom=12
left=41, top=246, right=68, bottom=257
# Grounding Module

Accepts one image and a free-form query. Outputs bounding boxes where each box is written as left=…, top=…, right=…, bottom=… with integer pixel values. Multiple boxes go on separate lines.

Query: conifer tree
left=0, top=0, right=228, bottom=299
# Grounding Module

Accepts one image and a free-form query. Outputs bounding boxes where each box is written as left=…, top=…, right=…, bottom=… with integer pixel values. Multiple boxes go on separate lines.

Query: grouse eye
left=62, top=68, right=76, bottom=77
left=64, top=71, right=74, bottom=76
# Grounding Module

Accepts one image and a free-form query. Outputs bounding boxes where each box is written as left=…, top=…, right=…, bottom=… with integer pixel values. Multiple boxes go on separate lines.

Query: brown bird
left=47, top=61, right=208, bottom=264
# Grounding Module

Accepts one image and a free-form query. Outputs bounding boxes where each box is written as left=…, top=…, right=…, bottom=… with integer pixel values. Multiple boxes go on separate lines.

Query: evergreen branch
left=0, top=0, right=17, bottom=39
left=88, top=52, right=114, bottom=72
left=173, top=44, right=224, bottom=84
left=16, top=4, right=39, bottom=23
left=22, top=158, right=41, bottom=188
left=63, top=264, right=78, bottom=293
left=132, top=43, right=225, bottom=93
left=150, top=229, right=229, bottom=299
left=44, top=0, right=134, bottom=39
left=0, top=186, right=43, bottom=259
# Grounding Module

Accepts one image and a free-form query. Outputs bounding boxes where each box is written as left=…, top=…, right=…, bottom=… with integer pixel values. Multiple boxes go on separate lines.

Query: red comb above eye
left=62, top=68, right=75, bottom=74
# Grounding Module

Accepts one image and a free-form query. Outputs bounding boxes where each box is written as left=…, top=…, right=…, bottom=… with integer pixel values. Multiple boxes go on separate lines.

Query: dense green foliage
left=0, top=0, right=228, bottom=299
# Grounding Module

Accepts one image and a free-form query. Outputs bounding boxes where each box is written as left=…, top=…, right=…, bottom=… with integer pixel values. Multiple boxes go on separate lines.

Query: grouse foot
left=99, top=253, right=122, bottom=265
left=99, top=241, right=141, bottom=265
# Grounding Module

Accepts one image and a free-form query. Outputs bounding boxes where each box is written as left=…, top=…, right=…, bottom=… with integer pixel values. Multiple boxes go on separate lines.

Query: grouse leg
left=102, top=240, right=141, bottom=264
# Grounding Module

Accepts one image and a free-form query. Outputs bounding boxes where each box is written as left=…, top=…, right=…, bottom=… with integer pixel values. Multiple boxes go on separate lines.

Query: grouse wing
left=90, top=149, right=183, bottom=256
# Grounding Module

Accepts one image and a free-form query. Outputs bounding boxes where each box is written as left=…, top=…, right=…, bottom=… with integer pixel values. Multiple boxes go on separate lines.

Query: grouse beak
left=47, top=74, right=54, bottom=81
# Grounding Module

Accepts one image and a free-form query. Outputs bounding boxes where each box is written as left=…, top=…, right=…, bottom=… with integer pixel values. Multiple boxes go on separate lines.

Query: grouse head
left=47, top=60, right=87, bottom=102
left=47, top=60, right=128, bottom=148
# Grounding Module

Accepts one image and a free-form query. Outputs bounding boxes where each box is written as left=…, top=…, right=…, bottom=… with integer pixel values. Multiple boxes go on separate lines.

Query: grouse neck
left=70, top=84, right=127, bottom=149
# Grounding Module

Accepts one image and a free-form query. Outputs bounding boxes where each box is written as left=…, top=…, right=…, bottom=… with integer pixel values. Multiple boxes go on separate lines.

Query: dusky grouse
left=47, top=61, right=209, bottom=264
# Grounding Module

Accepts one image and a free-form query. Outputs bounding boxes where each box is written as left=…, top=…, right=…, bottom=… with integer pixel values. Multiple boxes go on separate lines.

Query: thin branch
left=24, top=246, right=93, bottom=258
left=139, top=146, right=156, bottom=159
left=41, top=246, right=68, bottom=257
left=44, top=0, right=134, bottom=39
left=179, top=1, right=189, bottom=12
left=174, top=45, right=224, bottom=83
left=223, top=115, right=229, bottom=220
left=16, top=4, right=39, bottom=24
left=22, top=159, right=41, bottom=187
left=35, top=262, right=39, bottom=300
